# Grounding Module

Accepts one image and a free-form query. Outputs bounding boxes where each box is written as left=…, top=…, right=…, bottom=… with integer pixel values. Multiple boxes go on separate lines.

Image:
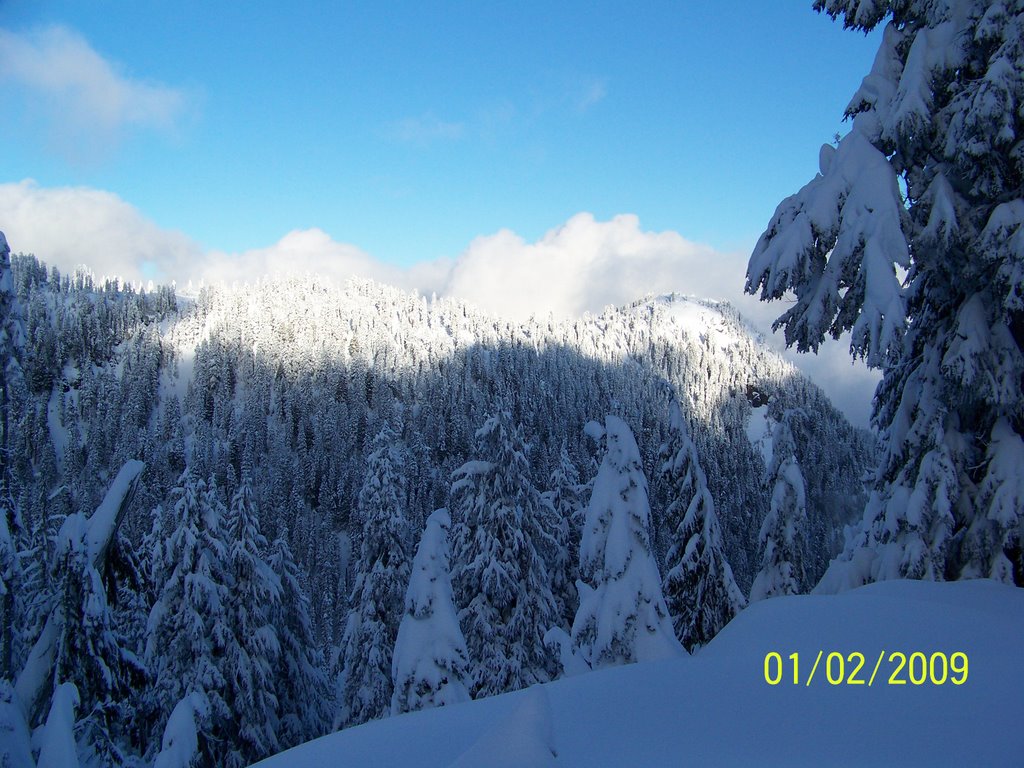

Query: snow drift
left=255, top=579, right=1024, bottom=768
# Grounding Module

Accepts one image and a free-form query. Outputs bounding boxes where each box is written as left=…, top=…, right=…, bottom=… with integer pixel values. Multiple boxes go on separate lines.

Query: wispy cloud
left=386, top=112, right=465, bottom=145
left=0, top=25, right=192, bottom=160
left=387, top=75, right=607, bottom=148
left=476, top=100, right=518, bottom=140
left=573, top=78, right=607, bottom=112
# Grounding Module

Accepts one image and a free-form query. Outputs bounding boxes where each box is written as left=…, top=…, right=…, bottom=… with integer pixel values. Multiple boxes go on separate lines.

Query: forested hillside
left=1, top=252, right=872, bottom=766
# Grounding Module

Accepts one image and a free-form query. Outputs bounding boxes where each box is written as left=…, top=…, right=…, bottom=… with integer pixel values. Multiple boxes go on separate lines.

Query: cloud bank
left=0, top=180, right=877, bottom=426
left=0, top=180, right=200, bottom=283
left=441, top=212, right=747, bottom=321
left=0, top=25, right=190, bottom=158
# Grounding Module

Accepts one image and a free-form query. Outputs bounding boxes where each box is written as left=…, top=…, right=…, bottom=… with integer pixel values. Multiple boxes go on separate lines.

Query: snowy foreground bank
left=257, top=579, right=1023, bottom=767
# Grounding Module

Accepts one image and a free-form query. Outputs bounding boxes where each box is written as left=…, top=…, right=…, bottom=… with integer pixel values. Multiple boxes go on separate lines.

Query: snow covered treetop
left=746, top=91, right=909, bottom=367
left=750, top=0, right=1024, bottom=373
left=760, top=0, right=1024, bottom=588
left=580, top=415, right=651, bottom=581
left=405, top=508, right=455, bottom=619
left=813, top=0, right=892, bottom=31
left=573, top=414, right=683, bottom=667
left=53, top=460, right=145, bottom=566
left=390, top=507, right=469, bottom=715
left=597, top=416, right=648, bottom=496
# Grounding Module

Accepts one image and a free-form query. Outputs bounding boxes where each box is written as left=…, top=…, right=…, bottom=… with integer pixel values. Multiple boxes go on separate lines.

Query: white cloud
left=389, top=76, right=607, bottom=147
left=574, top=78, right=607, bottom=112
left=201, top=228, right=454, bottom=295
left=0, top=180, right=201, bottom=284
left=203, top=229, right=396, bottom=286
left=441, top=212, right=739, bottom=320
left=0, top=25, right=190, bottom=158
left=0, top=180, right=877, bottom=426
left=386, top=113, right=465, bottom=144
left=0, top=180, right=453, bottom=293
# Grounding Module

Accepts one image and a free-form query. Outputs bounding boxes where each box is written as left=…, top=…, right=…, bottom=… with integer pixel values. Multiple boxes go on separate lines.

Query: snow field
left=256, top=578, right=1024, bottom=767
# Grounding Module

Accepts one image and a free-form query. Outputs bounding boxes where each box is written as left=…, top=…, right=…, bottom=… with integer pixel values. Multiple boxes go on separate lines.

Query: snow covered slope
left=256, top=579, right=1022, bottom=767
left=644, top=293, right=745, bottom=350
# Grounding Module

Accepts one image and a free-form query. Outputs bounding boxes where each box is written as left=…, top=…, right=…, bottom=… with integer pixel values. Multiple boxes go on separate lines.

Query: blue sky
left=0, top=1, right=883, bottom=424
left=1, top=1, right=879, bottom=260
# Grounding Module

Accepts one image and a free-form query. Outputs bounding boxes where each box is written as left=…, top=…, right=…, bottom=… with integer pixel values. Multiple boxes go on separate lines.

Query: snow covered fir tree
left=658, top=400, right=746, bottom=651
left=390, top=508, right=470, bottom=715
left=449, top=407, right=561, bottom=697
left=750, top=411, right=808, bottom=602
left=335, top=423, right=413, bottom=728
left=570, top=415, right=683, bottom=667
left=746, top=0, right=1024, bottom=590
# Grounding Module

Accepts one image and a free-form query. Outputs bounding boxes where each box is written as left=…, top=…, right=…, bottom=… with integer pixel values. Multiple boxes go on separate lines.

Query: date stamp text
left=763, top=651, right=968, bottom=686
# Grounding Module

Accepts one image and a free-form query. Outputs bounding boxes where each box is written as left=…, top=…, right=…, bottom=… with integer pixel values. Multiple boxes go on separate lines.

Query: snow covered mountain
left=3, top=255, right=873, bottom=766
left=255, top=578, right=1024, bottom=768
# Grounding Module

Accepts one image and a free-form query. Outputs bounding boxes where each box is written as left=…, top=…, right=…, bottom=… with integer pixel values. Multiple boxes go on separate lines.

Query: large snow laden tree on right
left=747, top=0, right=1023, bottom=588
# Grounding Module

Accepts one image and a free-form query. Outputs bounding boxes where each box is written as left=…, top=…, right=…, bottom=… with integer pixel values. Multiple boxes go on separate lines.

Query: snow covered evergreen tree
left=269, top=530, right=331, bottom=750
left=750, top=412, right=807, bottom=601
left=572, top=416, right=683, bottom=669
left=0, top=498, right=20, bottom=686
left=747, top=0, right=1024, bottom=588
left=146, top=470, right=231, bottom=766
left=12, top=461, right=147, bottom=764
left=544, top=443, right=585, bottom=630
left=0, top=678, right=33, bottom=768
left=152, top=692, right=209, bottom=768
left=35, top=682, right=79, bottom=768
left=0, top=231, right=25, bottom=684
left=391, top=508, right=470, bottom=715
left=450, top=408, right=560, bottom=697
left=222, top=471, right=282, bottom=767
left=336, top=424, right=412, bottom=728
left=659, top=402, right=745, bottom=651
left=49, top=514, right=147, bottom=763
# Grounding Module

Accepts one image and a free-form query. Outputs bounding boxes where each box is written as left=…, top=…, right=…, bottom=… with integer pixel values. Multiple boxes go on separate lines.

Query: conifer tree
left=146, top=470, right=231, bottom=766
left=450, top=408, right=560, bottom=697
left=572, top=416, right=683, bottom=668
left=747, top=0, right=1024, bottom=588
left=391, top=508, right=470, bottom=715
left=13, top=461, right=147, bottom=764
left=544, top=443, right=584, bottom=630
left=750, top=412, right=807, bottom=601
left=35, top=682, right=80, bottom=768
left=0, top=678, right=33, bottom=768
left=222, top=471, right=282, bottom=767
left=659, top=402, right=745, bottom=651
left=336, top=424, right=411, bottom=728
left=152, top=692, right=209, bottom=768
left=49, top=519, right=147, bottom=763
left=269, top=530, right=331, bottom=749
left=0, top=497, right=20, bottom=684
left=0, top=231, right=25, bottom=684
